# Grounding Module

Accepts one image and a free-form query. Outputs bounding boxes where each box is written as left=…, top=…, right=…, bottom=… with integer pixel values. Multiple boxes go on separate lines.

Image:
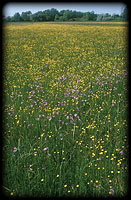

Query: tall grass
left=3, top=22, right=128, bottom=197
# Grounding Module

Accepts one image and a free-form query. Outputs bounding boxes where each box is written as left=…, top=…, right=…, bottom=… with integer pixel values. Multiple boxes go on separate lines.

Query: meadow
left=3, top=22, right=128, bottom=197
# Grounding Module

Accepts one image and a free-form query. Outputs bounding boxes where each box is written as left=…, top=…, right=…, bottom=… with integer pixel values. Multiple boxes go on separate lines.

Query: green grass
left=3, top=22, right=128, bottom=197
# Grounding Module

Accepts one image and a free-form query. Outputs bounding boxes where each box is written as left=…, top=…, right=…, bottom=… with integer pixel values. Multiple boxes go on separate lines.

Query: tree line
left=4, top=7, right=128, bottom=22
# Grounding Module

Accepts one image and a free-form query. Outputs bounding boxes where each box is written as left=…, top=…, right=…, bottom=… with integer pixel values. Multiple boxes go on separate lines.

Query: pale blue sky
left=3, top=2, right=126, bottom=17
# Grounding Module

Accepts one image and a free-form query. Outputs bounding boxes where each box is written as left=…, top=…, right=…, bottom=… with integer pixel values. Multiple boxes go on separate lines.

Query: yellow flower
left=76, top=184, right=79, bottom=188
left=97, top=167, right=100, bottom=170
left=92, top=153, right=95, bottom=157
left=64, top=184, right=67, bottom=187
left=56, top=174, right=59, bottom=177
left=41, top=178, right=44, bottom=182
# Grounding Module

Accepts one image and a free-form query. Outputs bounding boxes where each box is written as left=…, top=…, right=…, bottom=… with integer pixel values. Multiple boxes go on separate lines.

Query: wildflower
left=76, top=184, right=79, bottom=188
left=64, top=184, right=67, bottom=187
left=34, top=152, right=37, bottom=156
left=36, top=118, right=40, bottom=121
left=13, top=147, right=17, bottom=152
left=120, top=150, right=124, bottom=154
left=74, top=113, right=77, bottom=117
left=92, top=153, right=95, bottom=157
left=41, top=178, right=44, bottom=182
left=56, top=174, right=59, bottom=178
left=42, top=147, right=48, bottom=151
left=49, top=116, right=52, bottom=121
left=10, top=192, right=13, bottom=196
left=109, top=188, right=114, bottom=195
left=96, top=185, right=99, bottom=188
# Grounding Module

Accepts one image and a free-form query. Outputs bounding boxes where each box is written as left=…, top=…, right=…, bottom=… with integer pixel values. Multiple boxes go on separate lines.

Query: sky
left=3, top=2, right=126, bottom=17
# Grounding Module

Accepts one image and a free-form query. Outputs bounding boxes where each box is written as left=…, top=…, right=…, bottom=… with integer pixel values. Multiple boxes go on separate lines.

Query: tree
left=105, top=13, right=110, bottom=17
left=112, top=14, right=120, bottom=21
left=13, top=12, right=21, bottom=22
left=5, top=16, right=12, bottom=22
left=54, top=14, right=59, bottom=21
left=59, top=10, right=65, bottom=16
left=50, top=8, right=59, bottom=21
left=32, top=11, right=46, bottom=21
left=85, top=11, right=97, bottom=21
left=63, top=10, right=73, bottom=21
left=121, top=7, right=128, bottom=21
left=21, top=11, right=32, bottom=21
left=59, top=16, right=64, bottom=21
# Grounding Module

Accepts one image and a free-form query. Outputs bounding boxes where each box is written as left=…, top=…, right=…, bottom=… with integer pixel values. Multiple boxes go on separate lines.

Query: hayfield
left=3, top=22, right=128, bottom=197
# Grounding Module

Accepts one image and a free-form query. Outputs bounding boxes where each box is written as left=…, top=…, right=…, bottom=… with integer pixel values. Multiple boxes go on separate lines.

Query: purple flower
left=42, top=147, right=48, bottom=151
left=49, top=116, right=52, bottom=121
left=120, top=150, right=124, bottom=155
left=42, top=168, right=45, bottom=171
left=13, top=147, right=17, bottom=152
left=74, top=113, right=77, bottom=117
left=110, top=188, right=114, bottom=195
left=36, top=118, right=40, bottom=121
left=96, top=185, right=99, bottom=188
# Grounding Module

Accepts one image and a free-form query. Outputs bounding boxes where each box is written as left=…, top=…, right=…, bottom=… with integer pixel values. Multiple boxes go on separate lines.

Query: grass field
left=3, top=22, right=128, bottom=197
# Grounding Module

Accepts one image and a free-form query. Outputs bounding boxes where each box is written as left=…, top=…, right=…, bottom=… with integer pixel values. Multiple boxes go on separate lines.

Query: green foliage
left=3, top=22, right=128, bottom=197
left=13, top=12, right=21, bottom=22
left=21, top=11, right=32, bottom=21
left=4, top=8, right=127, bottom=22
left=85, top=11, right=97, bottom=21
left=121, top=7, right=128, bottom=21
